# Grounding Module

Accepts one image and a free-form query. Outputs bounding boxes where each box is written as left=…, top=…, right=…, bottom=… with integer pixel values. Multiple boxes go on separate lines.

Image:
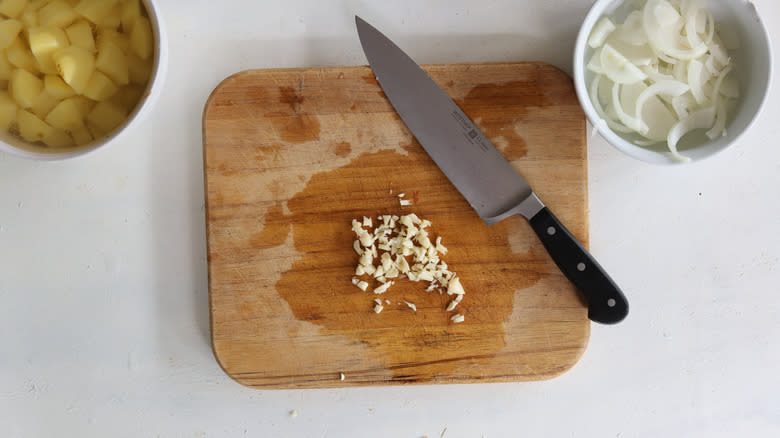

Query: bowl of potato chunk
left=0, top=0, right=166, bottom=160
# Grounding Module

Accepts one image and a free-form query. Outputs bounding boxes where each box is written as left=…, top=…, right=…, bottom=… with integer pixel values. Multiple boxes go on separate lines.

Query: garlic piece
left=447, top=277, right=466, bottom=296
left=373, top=281, right=393, bottom=294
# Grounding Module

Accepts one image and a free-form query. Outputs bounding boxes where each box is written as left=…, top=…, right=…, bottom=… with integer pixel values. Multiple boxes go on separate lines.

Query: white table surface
left=2, top=1, right=779, bottom=436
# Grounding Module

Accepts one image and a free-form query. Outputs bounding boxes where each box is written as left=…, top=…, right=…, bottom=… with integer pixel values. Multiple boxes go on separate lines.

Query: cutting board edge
left=209, top=331, right=592, bottom=390
left=201, top=60, right=576, bottom=113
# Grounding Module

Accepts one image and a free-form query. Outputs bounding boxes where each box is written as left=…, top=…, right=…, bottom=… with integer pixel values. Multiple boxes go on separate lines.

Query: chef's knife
left=356, top=16, right=628, bottom=324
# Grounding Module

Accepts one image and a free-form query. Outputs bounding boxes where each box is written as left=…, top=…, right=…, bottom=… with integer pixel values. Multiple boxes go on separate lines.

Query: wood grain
left=203, top=63, right=589, bottom=389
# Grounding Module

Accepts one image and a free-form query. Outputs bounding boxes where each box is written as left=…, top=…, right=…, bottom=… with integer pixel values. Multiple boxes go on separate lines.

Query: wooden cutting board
left=203, top=62, right=589, bottom=389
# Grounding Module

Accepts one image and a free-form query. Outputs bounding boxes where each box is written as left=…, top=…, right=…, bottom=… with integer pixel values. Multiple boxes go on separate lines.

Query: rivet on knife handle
left=528, top=207, right=628, bottom=324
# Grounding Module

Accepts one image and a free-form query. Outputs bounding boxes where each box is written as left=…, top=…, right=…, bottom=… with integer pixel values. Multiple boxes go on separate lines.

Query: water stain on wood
left=250, top=203, right=291, bottom=249
left=332, top=141, right=351, bottom=157
left=272, top=149, right=544, bottom=379
left=456, top=81, right=532, bottom=161
left=264, top=112, right=320, bottom=144
left=254, top=143, right=284, bottom=163
left=279, top=86, right=306, bottom=112
left=269, top=115, right=321, bottom=144
left=217, top=163, right=238, bottom=177
left=258, top=87, right=322, bottom=144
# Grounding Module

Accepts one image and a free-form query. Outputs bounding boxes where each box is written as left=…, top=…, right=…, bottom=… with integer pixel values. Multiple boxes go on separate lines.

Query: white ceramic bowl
left=0, top=0, right=168, bottom=161
left=574, top=0, right=772, bottom=164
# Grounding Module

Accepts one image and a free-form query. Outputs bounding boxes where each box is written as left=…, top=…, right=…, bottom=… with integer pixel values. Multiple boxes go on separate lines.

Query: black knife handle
left=529, top=207, right=628, bottom=324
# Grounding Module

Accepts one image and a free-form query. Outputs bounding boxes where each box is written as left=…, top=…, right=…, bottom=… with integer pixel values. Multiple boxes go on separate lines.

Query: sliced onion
left=710, top=65, right=733, bottom=102
left=672, top=92, right=697, bottom=118
left=687, top=59, right=709, bottom=105
left=673, top=60, right=688, bottom=81
left=653, top=46, right=680, bottom=65
left=641, top=65, right=675, bottom=82
left=613, top=11, right=648, bottom=46
left=644, top=0, right=708, bottom=60
left=654, top=0, right=682, bottom=26
left=636, top=92, right=678, bottom=141
left=634, top=80, right=690, bottom=134
left=612, top=82, right=645, bottom=132
left=600, top=43, right=648, bottom=84
left=701, top=11, right=715, bottom=45
left=588, top=17, right=616, bottom=48
left=607, top=40, right=655, bottom=66
left=589, top=74, right=632, bottom=133
left=704, top=54, right=726, bottom=76
left=719, top=74, right=739, bottom=98
left=684, top=0, right=703, bottom=46
left=695, top=9, right=707, bottom=33
left=586, top=48, right=604, bottom=74
left=636, top=139, right=662, bottom=146
left=706, top=97, right=727, bottom=139
left=709, top=41, right=730, bottom=65
left=667, top=106, right=717, bottom=161
left=597, top=74, right=614, bottom=104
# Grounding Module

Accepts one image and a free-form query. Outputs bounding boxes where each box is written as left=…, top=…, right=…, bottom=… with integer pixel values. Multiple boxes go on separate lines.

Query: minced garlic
left=350, top=213, right=466, bottom=314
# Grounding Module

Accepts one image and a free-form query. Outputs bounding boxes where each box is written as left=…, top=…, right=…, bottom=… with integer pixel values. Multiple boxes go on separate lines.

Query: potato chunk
left=64, top=19, right=94, bottom=51
left=83, top=70, right=118, bottom=100
left=43, top=127, right=72, bottom=147
left=30, top=89, right=59, bottom=119
left=52, top=46, right=94, bottom=94
left=45, top=96, right=85, bottom=129
left=95, top=38, right=128, bottom=85
left=28, top=26, right=70, bottom=74
left=86, top=100, right=125, bottom=133
left=0, top=0, right=28, bottom=18
left=38, top=1, right=79, bottom=28
left=17, top=108, right=53, bottom=142
left=43, top=74, right=75, bottom=99
left=0, top=53, right=13, bottom=80
left=129, top=16, right=152, bottom=60
left=109, top=84, right=144, bottom=112
left=69, top=122, right=91, bottom=144
left=0, top=91, right=18, bottom=131
left=7, top=37, right=39, bottom=73
left=67, top=94, right=94, bottom=115
left=74, top=0, right=119, bottom=24
left=20, top=7, right=37, bottom=28
left=120, top=0, right=141, bottom=33
left=97, top=3, right=121, bottom=29
left=0, top=19, right=23, bottom=49
left=9, top=68, right=42, bottom=108
left=97, top=28, right=129, bottom=53
left=127, top=52, right=151, bottom=85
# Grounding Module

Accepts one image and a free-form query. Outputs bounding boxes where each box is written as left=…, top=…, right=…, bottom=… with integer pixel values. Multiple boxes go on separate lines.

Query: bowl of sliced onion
left=0, top=0, right=167, bottom=160
left=574, top=0, right=771, bottom=164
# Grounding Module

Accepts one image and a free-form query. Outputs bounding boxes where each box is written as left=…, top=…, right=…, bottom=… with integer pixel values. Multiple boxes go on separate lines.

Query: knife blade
left=356, top=16, right=628, bottom=324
